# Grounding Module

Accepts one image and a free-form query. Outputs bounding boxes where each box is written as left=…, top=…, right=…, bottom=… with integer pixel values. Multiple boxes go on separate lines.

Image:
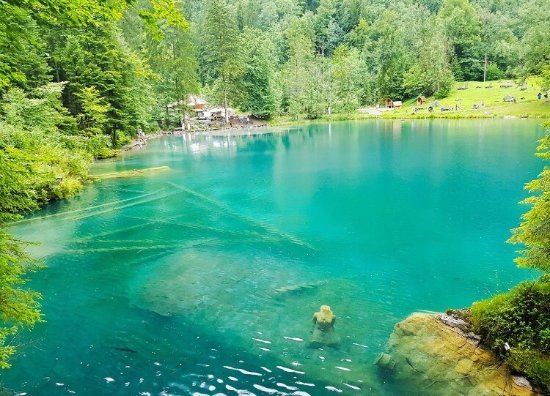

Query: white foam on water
left=224, top=365, right=263, bottom=377
left=139, top=393, right=151, bottom=396
left=217, top=378, right=224, bottom=383
left=291, top=392, right=311, bottom=396
left=291, top=362, right=302, bottom=366
left=226, top=384, right=257, bottom=395
left=276, top=366, right=305, bottom=375
left=209, top=385, right=217, bottom=391
left=252, top=338, right=272, bottom=344
left=259, top=347, right=270, bottom=352
left=352, top=343, right=368, bottom=348
left=261, top=367, right=272, bottom=373
left=283, top=336, right=303, bottom=342
left=252, top=384, right=281, bottom=395
left=295, top=382, right=315, bottom=387
left=154, top=362, right=161, bottom=366
left=335, top=366, right=351, bottom=372
left=343, top=383, right=361, bottom=391
left=55, top=383, right=64, bottom=386
left=325, top=386, right=343, bottom=393
left=277, top=382, right=298, bottom=391
left=208, top=374, right=215, bottom=379
left=104, top=377, right=115, bottom=383
left=192, top=393, right=209, bottom=396
left=228, top=376, right=238, bottom=381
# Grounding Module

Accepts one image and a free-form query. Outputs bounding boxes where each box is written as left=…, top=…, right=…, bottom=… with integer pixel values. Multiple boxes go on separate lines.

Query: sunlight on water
left=3, top=119, right=545, bottom=395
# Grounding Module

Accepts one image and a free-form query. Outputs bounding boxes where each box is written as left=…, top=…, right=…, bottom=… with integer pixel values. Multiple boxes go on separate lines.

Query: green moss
left=470, top=276, right=550, bottom=391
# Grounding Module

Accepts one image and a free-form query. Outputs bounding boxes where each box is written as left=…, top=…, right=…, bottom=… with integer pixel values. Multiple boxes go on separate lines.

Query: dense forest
left=0, top=0, right=549, bottom=372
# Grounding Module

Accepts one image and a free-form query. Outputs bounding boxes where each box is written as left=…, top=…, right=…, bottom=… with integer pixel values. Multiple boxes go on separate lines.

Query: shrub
left=471, top=276, right=550, bottom=391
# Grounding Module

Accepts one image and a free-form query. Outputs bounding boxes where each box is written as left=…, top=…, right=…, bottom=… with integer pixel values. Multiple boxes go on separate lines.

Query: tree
left=403, top=17, right=454, bottom=98
left=201, top=0, right=243, bottom=123
left=314, top=0, right=344, bottom=55
left=236, top=28, right=277, bottom=119
left=366, top=10, right=411, bottom=100
left=509, top=130, right=550, bottom=272
left=438, top=0, right=483, bottom=80
left=331, top=45, right=363, bottom=112
left=283, top=15, right=316, bottom=118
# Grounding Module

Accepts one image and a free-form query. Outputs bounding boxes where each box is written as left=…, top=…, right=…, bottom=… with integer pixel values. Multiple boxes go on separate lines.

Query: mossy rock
left=379, top=313, right=541, bottom=395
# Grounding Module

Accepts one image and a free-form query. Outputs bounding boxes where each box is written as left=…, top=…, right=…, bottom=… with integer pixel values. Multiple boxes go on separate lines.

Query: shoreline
left=122, top=115, right=549, bottom=151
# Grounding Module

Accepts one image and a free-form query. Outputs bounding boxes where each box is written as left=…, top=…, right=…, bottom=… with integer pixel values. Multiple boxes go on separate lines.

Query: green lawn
left=268, top=77, right=550, bottom=127
left=382, top=77, right=550, bottom=119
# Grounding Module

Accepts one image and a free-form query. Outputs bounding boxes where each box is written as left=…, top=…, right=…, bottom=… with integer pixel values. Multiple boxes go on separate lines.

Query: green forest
left=0, top=0, right=549, bottom=386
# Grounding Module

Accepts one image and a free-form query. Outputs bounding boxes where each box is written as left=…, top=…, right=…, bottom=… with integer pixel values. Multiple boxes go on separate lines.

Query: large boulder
left=377, top=313, right=540, bottom=395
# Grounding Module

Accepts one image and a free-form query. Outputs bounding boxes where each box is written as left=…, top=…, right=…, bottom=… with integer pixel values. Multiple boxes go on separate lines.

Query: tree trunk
left=224, top=85, right=229, bottom=125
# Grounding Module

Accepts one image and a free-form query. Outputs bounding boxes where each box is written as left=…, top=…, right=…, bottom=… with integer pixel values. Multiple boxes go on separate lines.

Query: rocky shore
left=377, top=312, right=541, bottom=395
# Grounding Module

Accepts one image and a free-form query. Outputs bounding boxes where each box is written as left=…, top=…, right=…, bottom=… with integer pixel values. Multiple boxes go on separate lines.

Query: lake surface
left=3, top=119, right=545, bottom=395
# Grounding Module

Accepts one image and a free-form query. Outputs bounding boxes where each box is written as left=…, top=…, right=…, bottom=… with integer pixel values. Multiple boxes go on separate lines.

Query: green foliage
left=470, top=126, right=550, bottom=391
left=403, top=17, right=454, bottom=98
left=439, top=0, right=483, bottom=80
left=200, top=0, right=243, bottom=120
left=76, top=86, right=112, bottom=136
left=509, top=131, right=550, bottom=272
left=508, top=349, right=550, bottom=392
left=0, top=228, right=42, bottom=369
left=0, top=82, right=94, bottom=369
left=470, top=277, right=550, bottom=391
left=471, top=278, right=550, bottom=355
left=485, top=63, right=505, bottom=80
left=331, top=45, right=363, bottom=113
left=236, top=28, right=277, bottom=119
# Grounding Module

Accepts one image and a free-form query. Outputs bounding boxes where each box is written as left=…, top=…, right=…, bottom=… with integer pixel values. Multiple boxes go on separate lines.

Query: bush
left=471, top=276, right=550, bottom=391
left=486, top=64, right=505, bottom=80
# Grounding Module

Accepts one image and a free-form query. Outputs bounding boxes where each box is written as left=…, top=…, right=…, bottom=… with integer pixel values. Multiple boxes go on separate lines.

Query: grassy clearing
left=383, top=77, right=549, bottom=119
left=269, top=77, right=550, bottom=126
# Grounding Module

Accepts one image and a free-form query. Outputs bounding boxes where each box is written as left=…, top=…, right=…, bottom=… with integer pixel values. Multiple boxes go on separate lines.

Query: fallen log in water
left=90, top=166, right=170, bottom=180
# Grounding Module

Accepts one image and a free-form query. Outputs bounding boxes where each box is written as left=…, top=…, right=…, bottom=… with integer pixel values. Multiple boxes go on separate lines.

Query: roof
left=187, top=95, right=207, bottom=106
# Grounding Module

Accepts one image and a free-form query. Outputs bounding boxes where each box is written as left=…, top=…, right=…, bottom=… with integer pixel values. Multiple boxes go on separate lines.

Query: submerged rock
left=378, top=312, right=540, bottom=395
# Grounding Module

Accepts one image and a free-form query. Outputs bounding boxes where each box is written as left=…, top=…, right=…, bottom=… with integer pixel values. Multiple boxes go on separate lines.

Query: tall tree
left=201, top=0, right=242, bottom=123
left=438, top=0, right=483, bottom=80
left=331, top=45, right=364, bottom=113
left=283, top=15, right=316, bottom=118
left=403, top=17, right=454, bottom=98
left=236, top=28, right=277, bottom=119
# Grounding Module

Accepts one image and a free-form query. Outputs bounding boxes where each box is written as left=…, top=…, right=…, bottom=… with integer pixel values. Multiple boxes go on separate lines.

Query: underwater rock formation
left=377, top=313, right=540, bottom=395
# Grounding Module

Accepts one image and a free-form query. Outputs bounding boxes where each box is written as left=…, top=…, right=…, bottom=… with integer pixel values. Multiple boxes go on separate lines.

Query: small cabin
left=187, top=95, right=207, bottom=111
left=385, top=98, right=403, bottom=109
left=417, top=96, right=426, bottom=105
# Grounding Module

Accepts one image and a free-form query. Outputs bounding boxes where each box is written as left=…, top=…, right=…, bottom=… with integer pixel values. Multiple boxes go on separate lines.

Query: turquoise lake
left=2, top=119, right=546, bottom=395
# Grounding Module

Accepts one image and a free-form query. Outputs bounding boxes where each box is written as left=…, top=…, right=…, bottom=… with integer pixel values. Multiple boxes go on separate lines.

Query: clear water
left=2, top=119, right=545, bottom=395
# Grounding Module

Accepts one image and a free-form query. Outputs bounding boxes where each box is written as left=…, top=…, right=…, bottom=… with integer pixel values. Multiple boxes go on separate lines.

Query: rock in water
left=378, top=313, right=540, bottom=395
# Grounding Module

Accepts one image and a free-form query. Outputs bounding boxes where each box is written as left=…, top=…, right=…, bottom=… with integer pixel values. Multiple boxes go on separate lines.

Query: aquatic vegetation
left=90, top=166, right=170, bottom=180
